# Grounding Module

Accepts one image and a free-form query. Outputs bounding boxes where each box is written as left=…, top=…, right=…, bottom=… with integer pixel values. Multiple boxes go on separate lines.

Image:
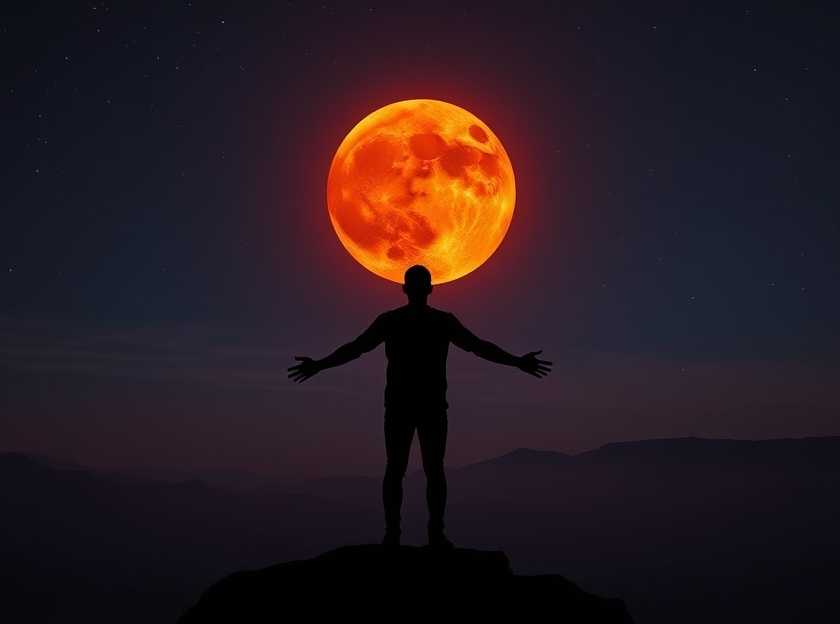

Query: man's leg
left=417, top=409, right=449, bottom=545
left=382, top=409, right=415, bottom=543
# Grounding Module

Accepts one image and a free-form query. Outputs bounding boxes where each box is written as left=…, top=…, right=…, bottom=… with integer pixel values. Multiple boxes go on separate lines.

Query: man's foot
left=427, top=530, right=455, bottom=550
left=381, top=529, right=401, bottom=547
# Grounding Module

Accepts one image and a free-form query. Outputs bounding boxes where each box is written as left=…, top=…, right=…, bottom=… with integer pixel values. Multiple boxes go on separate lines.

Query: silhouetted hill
left=0, top=452, right=364, bottom=624
left=178, top=544, right=632, bottom=623
left=443, top=436, right=840, bottom=623
left=463, top=436, right=840, bottom=469
left=577, top=436, right=840, bottom=468
left=3, top=436, right=839, bottom=623
left=471, top=446, right=572, bottom=467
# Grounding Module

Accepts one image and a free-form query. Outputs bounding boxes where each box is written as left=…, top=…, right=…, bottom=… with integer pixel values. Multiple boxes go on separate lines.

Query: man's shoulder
left=377, top=306, right=406, bottom=320
left=426, top=305, right=454, bottom=318
left=381, top=304, right=451, bottom=315
left=381, top=305, right=457, bottom=325
left=373, top=306, right=408, bottom=326
left=432, top=307, right=467, bottom=335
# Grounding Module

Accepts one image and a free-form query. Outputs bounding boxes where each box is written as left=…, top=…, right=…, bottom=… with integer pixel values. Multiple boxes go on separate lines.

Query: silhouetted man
left=288, top=265, right=552, bottom=548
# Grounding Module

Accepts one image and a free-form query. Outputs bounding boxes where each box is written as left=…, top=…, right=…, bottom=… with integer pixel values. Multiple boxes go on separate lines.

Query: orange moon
left=326, top=99, right=515, bottom=284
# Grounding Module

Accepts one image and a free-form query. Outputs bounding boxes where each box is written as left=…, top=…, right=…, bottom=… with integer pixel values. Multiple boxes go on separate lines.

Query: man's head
left=403, top=265, right=433, bottom=304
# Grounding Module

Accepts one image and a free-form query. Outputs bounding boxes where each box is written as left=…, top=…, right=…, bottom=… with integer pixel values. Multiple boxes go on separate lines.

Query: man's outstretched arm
left=448, top=313, right=552, bottom=378
left=288, top=314, right=387, bottom=383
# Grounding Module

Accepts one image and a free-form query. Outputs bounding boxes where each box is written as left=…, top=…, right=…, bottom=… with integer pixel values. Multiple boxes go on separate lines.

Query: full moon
left=326, top=99, right=515, bottom=284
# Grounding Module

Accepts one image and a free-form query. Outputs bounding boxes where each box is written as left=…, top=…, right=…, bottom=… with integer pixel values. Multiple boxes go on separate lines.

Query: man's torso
left=379, top=305, right=453, bottom=410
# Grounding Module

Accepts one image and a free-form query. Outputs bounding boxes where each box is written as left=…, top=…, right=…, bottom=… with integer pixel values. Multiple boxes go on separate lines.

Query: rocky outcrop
left=178, top=544, right=633, bottom=623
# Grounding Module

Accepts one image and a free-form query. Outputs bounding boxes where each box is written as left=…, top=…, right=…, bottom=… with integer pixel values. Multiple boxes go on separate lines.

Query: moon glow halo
left=326, top=99, right=516, bottom=284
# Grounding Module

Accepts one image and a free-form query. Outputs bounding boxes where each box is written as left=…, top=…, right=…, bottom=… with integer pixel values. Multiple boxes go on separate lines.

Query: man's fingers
left=524, top=364, right=551, bottom=378
left=536, top=359, right=553, bottom=365
left=289, top=366, right=316, bottom=382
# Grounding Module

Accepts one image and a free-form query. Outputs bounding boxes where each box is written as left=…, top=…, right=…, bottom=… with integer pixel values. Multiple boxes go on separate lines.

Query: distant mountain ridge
left=472, top=435, right=840, bottom=467
left=7, top=434, right=838, bottom=483
left=467, top=446, right=572, bottom=467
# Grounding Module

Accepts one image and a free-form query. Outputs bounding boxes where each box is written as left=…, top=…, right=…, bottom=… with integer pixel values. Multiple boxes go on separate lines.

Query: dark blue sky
left=2, top=2, right=838, bottom=479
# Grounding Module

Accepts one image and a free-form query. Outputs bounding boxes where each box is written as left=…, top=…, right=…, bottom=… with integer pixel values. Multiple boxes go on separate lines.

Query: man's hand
left=288, top=356, right=322, bottom=383
left=517, top=350, right=552, bottom=378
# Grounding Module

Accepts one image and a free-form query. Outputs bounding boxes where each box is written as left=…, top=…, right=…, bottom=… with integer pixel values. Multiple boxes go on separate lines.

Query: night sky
left=2, top=2, right=838, bottom=480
